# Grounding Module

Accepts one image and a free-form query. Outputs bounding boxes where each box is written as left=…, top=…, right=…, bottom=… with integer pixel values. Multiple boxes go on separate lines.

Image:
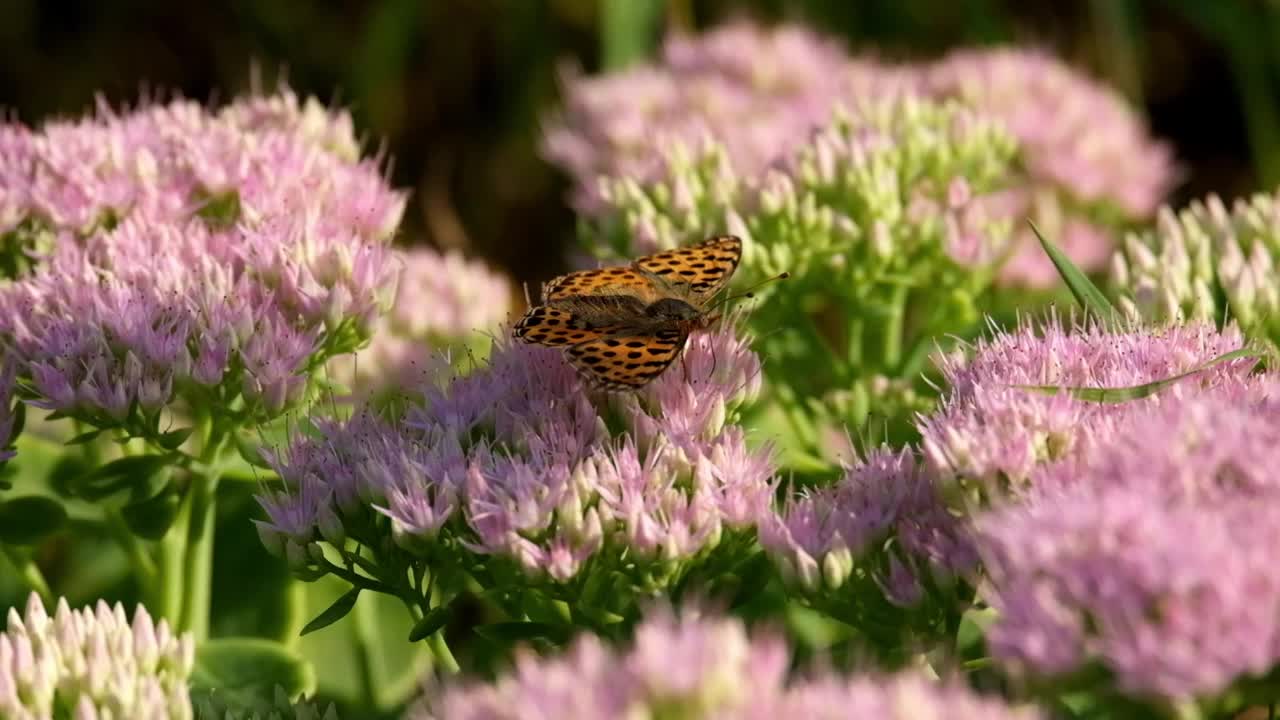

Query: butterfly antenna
left=720, top=272, right=791, bottom=308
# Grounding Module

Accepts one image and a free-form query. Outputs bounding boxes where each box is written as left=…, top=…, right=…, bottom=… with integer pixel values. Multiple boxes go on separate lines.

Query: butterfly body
left=514, top=236, right=742, bottom=390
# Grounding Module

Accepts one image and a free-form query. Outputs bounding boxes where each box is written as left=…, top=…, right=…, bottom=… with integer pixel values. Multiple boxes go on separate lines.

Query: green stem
left=422, top=587, right=461, bottom=673
left=179, top=420, right=227, bottom=642
left=352, top=593, right=385, bottom=709
left=155, top=483, right=191, bottom=627
left=846, top=314, right=864, bottom=370
left=400, top=594, right=461, bottom=675
left=2, top=546, right=52, bottom=603
left=426, top=631, right=460, bottom=674
left=180, top=470, right=220, bottom=641
left=1088, top=0, right=1143, bottom=104
left=277, top=578, right=308, bottom=650
left=880, top=285, right=907, bottom=371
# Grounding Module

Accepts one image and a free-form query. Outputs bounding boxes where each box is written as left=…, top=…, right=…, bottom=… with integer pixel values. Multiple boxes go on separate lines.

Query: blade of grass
left=601, top=0, right=664, bottom=70
left=1030, top=220, right=1122, bottom=329
left=1015, top=347, right=1257, bottom=403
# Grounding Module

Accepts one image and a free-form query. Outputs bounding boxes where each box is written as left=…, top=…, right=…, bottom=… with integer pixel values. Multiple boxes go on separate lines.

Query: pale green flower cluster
left=1111, top=191, right=1280, bottom=343
left=0, top=593, right=193, bottom=720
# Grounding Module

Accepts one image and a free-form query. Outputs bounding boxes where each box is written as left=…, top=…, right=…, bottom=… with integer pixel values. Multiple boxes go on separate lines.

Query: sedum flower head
left=0, top=593, right=194, bottom=720
left=976, top=380, right=1280, bottom=701
left=593, top=93, right=1017, bottom=277
left=927, top=48, right=1175, bottom=286
left=985, top=490, right=1280, bottom=701
left=327, top=246, right=512, bottom=406
left=0, top=88, right=404, bottom=433
left=408, top=606, right=1041, bottom=720
left=1112, top=191, right=1280, bottom=344
left=1031, top=375, right=1280, bottom=502
left=917, top=317, right=1251, bottom=494
left=257, top=323, right=775, bottom=585
left=742, top=674, right=1043, bottom=720
left=760, top=446, right=974, bottom=601
left=543, top=20, right=854, bottom=214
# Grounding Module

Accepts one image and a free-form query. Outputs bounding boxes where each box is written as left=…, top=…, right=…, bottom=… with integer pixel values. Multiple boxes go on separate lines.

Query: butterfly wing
left=566, top=328, right=688, bottom=390
left=542, top=266, right=655, bottom=302
left=513, top=306, right=624, bottom=346
left=633, top=235, right=742, bottom=306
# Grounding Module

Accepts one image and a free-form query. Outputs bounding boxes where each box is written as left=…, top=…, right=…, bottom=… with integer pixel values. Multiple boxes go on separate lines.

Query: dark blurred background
left=0, top=0, right=1273, bottom=292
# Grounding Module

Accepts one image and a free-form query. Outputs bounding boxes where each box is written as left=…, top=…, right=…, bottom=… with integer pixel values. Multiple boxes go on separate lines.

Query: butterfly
left=513, top=236, right=743, bottom=390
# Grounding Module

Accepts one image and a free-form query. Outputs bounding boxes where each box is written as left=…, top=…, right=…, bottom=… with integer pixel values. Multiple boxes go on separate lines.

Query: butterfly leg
left=707, top=334, right=718, bottom=385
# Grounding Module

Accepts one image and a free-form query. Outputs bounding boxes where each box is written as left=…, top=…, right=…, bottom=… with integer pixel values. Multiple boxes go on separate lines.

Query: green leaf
left=474, top=621, right=569, bottom=644
left=1016, top=347, right=1257, bottom=403
left=47, top=455, right=90, bottom=498
left=65, top=429, right=103, bottom=446
left=1029, top=220, right=1121, bottom=329
left=956, top=606, right=998, bottom=658
left=300, top=587, right=361, bottom=636
left=407, top=606, right=453, bottom=643
left=79, top=453, right=171, bottom=481
left=156, top=427, right=193, bottom=451
left=72, top=453, right=172, bottom=500
left=9, top=402, right=25, bottom=442
left=121, top=484, right=181, bottom=540
left=0, top=495, right=67, bottom=544
left=191, top=637, right=314, bottom=699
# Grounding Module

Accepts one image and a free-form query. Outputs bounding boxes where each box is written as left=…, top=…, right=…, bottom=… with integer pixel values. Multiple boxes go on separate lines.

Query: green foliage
left=192, top=638, right=316, bottom=700
left=0, top=495, right=66, bottom=544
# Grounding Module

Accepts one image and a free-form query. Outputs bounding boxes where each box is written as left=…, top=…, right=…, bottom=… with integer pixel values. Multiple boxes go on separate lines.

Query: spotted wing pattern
left=633, top=236, right=742, bottom=305
left=542, top=266, right=653, bottom=302
left=543, top=236, right=742, bottom=304
left=513, top=306, right=621, bottom=347
left=565, top=329, right=689, bottom=390
left=516, top=235, right=743, bottom=390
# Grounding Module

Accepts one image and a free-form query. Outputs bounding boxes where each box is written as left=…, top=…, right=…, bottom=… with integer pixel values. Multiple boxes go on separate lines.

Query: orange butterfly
left=513, top=236, right=743, bottom=390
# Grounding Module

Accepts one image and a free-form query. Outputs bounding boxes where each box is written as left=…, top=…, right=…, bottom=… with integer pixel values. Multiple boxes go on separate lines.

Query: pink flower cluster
left=328, top=246, right=512, bottom=405
left=0, top=88, right=405, bottom=426
left=917, top=317, right=1250, bottom=491
left=410, top=606, right=1042, bottom=720
left=760, top=447, right=974, bottom=607
left=978, top=381, right=1280, bottom=699
left=544, top=21, right=857, bottom=215
left=922, top=315, right=1280, bottom=700
left=926, top=48, right=1175, bottom=286
left=257, top=324, right=774, bottom=582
